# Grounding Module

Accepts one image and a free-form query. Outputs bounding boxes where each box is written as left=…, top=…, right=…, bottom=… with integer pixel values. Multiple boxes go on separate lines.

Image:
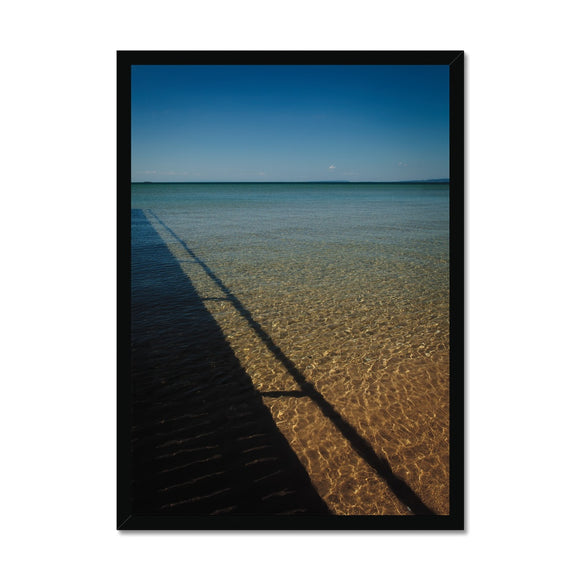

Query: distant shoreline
left=132, top=179, right=450, bottom=185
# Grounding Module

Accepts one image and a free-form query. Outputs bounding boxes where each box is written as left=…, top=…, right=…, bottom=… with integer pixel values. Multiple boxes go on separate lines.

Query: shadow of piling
left=130, top=209, right=331, bottom=516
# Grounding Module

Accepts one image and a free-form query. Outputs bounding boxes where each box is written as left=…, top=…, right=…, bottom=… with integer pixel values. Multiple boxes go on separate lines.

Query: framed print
left=118, top=51, right=464, bottom=530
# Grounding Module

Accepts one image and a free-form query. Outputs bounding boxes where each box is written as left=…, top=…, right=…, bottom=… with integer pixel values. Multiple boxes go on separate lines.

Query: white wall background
left=2, top=1, right=579, bottom=578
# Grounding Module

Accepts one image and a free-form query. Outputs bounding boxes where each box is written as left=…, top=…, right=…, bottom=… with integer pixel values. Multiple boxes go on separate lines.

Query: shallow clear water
left=131, top=182, right=449, bottom=515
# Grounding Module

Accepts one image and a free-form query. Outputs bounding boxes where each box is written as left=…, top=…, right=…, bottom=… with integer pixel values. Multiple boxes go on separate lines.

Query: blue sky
left=131, top=65, right=449, bottom=182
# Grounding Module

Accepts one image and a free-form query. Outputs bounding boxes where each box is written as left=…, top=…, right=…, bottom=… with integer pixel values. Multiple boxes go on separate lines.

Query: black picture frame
left=118, top=50, right=464, bottom=531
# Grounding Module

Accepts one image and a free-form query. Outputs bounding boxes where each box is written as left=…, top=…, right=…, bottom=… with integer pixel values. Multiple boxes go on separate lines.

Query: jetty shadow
left=150, top=211, right=436, bottom=516
left=131, top=209, right=331, bottom=516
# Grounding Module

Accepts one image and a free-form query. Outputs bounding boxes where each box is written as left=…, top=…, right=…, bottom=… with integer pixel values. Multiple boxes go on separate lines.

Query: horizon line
left=131, top=179, right=450, bottom=184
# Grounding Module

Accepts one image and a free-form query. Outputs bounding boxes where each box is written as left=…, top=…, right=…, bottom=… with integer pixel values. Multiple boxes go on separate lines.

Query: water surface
left=131, top=182, right=449, bottom=515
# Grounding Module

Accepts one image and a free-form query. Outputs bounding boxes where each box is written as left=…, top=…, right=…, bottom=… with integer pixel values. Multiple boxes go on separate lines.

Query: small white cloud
left=398, top=161, right=408, bottom=167
left=329, top=164, right=336, bottom=170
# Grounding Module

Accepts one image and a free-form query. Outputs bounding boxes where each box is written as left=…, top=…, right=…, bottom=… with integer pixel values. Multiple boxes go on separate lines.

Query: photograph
left=119, top=51, right=464, bottom=530
left=6, top=0, right=580, bottom=574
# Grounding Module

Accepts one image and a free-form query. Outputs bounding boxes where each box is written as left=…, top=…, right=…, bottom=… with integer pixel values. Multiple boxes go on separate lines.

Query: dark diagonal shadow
left=131, top=209, right=331, bottom=516
left=149, top=210, right=436, bottom=515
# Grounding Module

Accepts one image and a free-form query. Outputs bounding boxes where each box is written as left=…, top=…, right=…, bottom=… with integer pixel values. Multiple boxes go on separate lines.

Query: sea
left=130, top=182, right=450, bottom=516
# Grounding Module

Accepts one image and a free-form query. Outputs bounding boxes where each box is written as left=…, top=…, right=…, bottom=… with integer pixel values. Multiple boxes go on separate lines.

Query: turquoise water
left=131, top=182, right=450, bottom=515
